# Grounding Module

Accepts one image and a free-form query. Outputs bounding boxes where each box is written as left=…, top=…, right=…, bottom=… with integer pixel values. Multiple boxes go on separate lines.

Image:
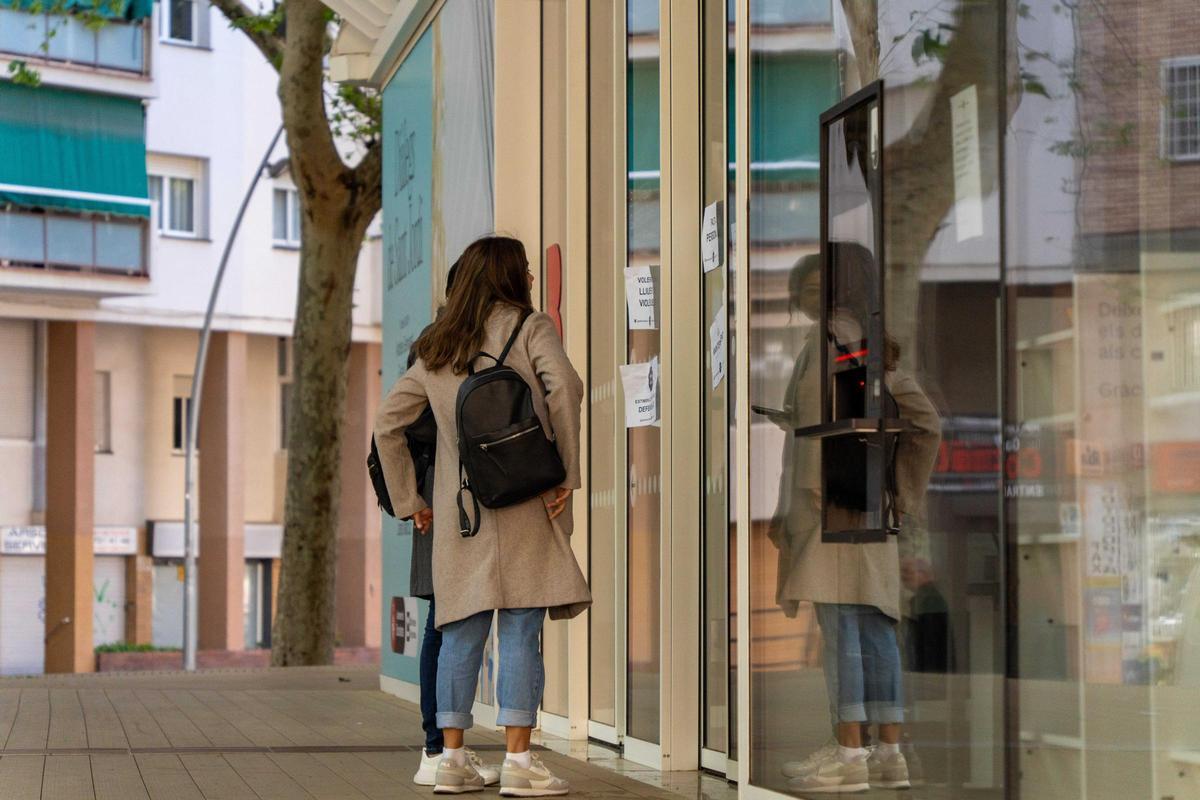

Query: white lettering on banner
left=701, top=201, right=724, bottom=273
left=624, top=265, right=658, bottom=330
left=950, top=85, right=983, bottom=241
left=621, top=357, right=659, bottom=428
left=0, top=526, right=138, bottom=556
left=0, top=526, right=43, bottom=555
left=93, top=527, right=138, bottom=555
left=709, top=305, right=727, bottom=390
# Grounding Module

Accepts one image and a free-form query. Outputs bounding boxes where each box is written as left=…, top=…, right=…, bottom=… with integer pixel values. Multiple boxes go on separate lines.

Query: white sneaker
left=868, top=748, right=911, bottom=790
left=464, top=748, right=500, bottom=786
left=414, top=749, right=441, bottom=786
left=498, top=754, right=570, bottom=797
left=786, top=750, right=869, bottom=794
left=434, top=755, right=485, bottom=794
left=781, top=738, right=839, bottom=778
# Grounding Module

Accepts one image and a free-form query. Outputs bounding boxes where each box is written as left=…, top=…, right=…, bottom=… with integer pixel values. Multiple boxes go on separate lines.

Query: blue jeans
left=420, top=598, right=444, bottom=754
left=436, top=607, right=545, bottom=730
left=815, top=603, right=904, bottom=725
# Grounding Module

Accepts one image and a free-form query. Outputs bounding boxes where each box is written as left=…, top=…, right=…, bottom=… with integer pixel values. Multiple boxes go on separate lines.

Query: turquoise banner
left=380, top=27, right=434, bottom=686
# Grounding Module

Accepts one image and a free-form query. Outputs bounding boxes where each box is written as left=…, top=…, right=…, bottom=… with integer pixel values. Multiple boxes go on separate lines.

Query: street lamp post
left=182, top=124, right=285, bottom=671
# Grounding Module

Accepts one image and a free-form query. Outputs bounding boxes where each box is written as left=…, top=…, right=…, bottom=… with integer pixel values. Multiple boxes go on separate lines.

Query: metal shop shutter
left=0, top=556, right=44, bottom=676
left=93, top=556, right=125, bottom=647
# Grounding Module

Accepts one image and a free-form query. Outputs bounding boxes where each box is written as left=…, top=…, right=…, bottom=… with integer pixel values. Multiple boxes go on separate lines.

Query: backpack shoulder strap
left=466, top=308, right=533, bottom=375
left=496, top=309, right=533, bottom=367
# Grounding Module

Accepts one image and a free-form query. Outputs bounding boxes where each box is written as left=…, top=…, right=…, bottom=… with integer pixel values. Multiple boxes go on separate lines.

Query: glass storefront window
left=588, top=0, right=621, bottom=735
left=1008, top=3, right=1200, bottom=798
left=747, top=0, right=1004, bottom=794
left=625, top=0, right=662, bottom=747
left=702, top=0, right=737, bottom=762
left=742, top=1, right=1200, bottom=798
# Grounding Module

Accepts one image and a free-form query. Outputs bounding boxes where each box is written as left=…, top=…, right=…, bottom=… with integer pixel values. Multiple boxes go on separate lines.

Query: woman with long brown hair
left=375, top=235, right=589, bottom=796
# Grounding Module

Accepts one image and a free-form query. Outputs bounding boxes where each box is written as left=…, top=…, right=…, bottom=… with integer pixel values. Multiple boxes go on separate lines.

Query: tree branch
left=281, top=0, right=351, bottom=206
left=350, top=141, right=384, bottom=223
left=208, top=0, right=285, bottom=69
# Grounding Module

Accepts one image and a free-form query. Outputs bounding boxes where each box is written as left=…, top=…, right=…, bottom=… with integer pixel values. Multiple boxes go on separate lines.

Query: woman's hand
left=543, top=487, right=572, bottom=520
left=411, top=507, right=433, bottom=534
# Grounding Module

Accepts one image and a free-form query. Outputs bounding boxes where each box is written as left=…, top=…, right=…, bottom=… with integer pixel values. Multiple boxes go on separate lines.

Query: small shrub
left=94, top=643, right=181, bottom=654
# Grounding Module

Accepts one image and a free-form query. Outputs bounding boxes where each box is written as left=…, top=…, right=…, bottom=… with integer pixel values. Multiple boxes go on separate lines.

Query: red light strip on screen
left=835, top=348, right=869, bottom=363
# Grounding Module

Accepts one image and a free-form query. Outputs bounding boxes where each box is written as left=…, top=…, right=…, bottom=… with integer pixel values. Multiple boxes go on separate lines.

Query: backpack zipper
left=478, top=423, right=540, bottom=451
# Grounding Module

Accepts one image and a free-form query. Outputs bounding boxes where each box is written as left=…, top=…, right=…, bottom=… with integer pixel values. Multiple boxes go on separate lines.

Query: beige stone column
left=336, top=342, right=382, bottom=648
left=45, top=321, right=95, bottom=673
left=199, top=331, right=247, bottom=651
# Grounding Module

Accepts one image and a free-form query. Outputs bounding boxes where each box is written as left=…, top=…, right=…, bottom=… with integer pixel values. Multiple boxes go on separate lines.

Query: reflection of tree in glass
left=838, top=0, right=1022, bottom=365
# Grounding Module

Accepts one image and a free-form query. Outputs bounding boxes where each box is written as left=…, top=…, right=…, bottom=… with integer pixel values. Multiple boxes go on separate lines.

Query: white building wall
left=95, top=3, right=382, bottom=337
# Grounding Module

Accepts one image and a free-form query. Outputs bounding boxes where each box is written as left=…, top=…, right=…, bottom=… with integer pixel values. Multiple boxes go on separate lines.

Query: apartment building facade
left=0, top=0, right=383, bottom=673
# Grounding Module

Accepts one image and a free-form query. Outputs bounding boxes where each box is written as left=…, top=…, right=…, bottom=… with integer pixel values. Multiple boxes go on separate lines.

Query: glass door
left=624, top=0, right=663, bottom=749
left=701, top=0, right=737, bottom=775
left=587, top=0, right=625, bottom=746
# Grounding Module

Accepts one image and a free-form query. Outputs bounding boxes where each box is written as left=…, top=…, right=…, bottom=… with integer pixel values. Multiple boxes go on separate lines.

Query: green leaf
left=1020, top=69, right=1050, bottom=99
left=7, top=61, right=42, bottom=87
left=1023, top=78, right=1050, bottom=98
left=912, top=29, right=949, bottom=64
left=911, top=33, right=925, bottom=63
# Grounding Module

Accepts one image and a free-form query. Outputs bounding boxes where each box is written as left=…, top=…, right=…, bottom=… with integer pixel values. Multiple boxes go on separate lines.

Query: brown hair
left=411, top=236, right=533, bottom=373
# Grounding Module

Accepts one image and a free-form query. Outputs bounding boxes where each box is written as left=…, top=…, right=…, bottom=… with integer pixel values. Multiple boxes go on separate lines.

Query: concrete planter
left=95, top=646, right=381, bottom=672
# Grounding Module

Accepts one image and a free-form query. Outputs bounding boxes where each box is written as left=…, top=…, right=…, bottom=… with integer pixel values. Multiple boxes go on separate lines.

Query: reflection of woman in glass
left=768, top=247, right=941, bottom=793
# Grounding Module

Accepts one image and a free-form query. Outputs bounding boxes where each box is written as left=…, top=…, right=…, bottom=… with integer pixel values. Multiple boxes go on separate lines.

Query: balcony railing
left=0, top=207, right=147, bottom=278
left=0, top=8, right=146, bottom=74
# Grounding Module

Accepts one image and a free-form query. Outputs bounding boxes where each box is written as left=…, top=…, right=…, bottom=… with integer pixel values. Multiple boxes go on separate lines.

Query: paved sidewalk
left=0, top=666, right=735, bottom=800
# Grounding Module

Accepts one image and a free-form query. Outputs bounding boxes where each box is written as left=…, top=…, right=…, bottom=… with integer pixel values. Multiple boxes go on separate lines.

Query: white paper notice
left=621, top=357, right=659, bottom=428
left=950, top=85, right=983, bottom=242
left=709, top=305, right=726, bottom=390
left=701, top=201, right=724, bottom=273
left=624, top=265, right=658, bottom=330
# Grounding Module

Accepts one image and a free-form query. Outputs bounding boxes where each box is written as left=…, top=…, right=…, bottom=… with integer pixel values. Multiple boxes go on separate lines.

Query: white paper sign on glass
left=709, top=305, right=726, bottom=390
left=950, top=84, right=983, bottom=241
left=701, top=201, right=724, bottom=273
left=621, top=357, right=659, bottom=428
left=624, top=265, right=658, bottom=330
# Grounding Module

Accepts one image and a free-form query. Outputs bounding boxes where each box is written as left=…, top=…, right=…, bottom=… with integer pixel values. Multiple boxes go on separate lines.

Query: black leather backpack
left=455, top=310, right=566, bottom=537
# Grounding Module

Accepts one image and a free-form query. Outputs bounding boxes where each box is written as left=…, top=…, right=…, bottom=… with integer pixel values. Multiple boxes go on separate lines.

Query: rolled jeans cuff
left=837, top=702, right=868, bottom=723
left=436, top=711, right=474, bottom=730
left=866, top=702, right=904, bottom=724
left=495, top=707, right=537, bottom=727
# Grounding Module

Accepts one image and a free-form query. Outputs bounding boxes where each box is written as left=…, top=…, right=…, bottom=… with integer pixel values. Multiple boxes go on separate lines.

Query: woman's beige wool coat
left=374, top=306, right=592, bottom=629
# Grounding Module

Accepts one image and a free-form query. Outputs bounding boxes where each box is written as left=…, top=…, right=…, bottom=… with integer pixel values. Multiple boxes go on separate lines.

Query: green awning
left=0, top=0, right=152, bottom=22
left=0, top=82, right=150, bottom=217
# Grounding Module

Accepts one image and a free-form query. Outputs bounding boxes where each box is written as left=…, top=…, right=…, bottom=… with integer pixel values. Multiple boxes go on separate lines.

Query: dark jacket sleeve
left=373, top=365, right=431, bottom=520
